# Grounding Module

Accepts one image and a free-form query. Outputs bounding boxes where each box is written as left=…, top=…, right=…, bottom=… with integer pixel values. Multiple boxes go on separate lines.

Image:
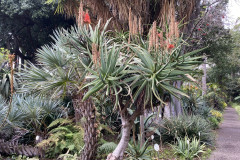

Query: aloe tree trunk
left=74, top=95, right=97, bottom=160
left=164, top=101, right=171, bottom=119
left=107, top=104, right=143, bottom=160
left=107, top=114, right=131, bottom=160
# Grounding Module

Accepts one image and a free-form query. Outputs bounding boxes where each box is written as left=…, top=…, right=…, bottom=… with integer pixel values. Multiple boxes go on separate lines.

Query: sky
left=226, top=0, right=240, bottom=28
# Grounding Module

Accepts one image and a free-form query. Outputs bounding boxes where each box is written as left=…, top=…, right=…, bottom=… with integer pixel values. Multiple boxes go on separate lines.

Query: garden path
left=208, top=107, right=240, bottom=160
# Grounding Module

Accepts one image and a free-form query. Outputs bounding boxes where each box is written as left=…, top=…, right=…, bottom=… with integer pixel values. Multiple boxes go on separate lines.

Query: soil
left=208, top=107, right=240, bottom=160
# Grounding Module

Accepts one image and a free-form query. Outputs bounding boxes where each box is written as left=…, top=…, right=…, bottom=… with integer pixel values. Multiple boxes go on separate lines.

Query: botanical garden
left=1, top=0, right=240, bottom=160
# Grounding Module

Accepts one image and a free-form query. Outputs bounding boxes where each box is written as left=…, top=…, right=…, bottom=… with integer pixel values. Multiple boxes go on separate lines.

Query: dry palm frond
left=50, top=0, right=196, bottom=33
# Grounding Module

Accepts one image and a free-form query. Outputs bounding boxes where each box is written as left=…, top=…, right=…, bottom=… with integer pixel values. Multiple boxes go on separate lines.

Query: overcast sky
left=226, top=0, right=240, bottom=28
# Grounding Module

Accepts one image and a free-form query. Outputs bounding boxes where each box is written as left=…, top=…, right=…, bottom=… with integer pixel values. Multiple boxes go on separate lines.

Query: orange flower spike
left=83, top=11, right=91, bottom=24
left=167, top=44, right=174, bottom=50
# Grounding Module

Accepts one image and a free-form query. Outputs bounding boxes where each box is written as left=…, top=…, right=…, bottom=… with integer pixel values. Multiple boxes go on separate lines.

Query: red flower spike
left=198, top=28, right=201, bottom=31
left=167, top=44, right=174, bottom=50
left=83, top=12, right=91, bottom=24
left=158, top=33, right=161, bottom=37
left=206, top=24, right=209, bottom=26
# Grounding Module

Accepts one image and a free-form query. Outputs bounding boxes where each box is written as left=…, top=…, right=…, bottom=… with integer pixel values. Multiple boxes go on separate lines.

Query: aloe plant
left=20, top=20, right=204, bottom=159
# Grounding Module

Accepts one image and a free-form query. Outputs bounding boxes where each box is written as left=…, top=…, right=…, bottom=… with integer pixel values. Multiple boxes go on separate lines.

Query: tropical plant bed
left=153, top=145, right=212, bottom=160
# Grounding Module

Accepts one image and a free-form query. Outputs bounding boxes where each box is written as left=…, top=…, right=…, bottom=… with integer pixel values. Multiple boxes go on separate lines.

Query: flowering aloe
left=20, top=20, right=204, bottom=160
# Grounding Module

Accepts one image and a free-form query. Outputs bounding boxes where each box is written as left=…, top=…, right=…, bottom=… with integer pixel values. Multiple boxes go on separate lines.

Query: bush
left=232, top=103, right=240, bottom=116
left=193, top=104, right=212, bottom=119
left=171, top=136, right=205, bottom=160
left=205, top=83, right=227, bottom=111
left=37, top=118, right=84, bottom=158
left=159, top=115, right=215, bottom=145
left=97, top=140, right=117, bottom=159
left=210, top=109, right=223, bottom=122
left=208, top=117, right=219, bottom=129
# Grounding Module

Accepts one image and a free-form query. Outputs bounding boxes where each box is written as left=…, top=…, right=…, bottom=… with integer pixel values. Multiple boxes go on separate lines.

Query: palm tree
left=20, top=21, right=111, bottom=159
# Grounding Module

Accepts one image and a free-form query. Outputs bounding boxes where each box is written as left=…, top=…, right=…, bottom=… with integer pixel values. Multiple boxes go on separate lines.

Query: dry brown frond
left=64, top=0, right=79, bottom=19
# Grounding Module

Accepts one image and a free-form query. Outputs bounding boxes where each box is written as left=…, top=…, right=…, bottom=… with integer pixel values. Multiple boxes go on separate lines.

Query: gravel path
left=208, top=107, right=240, bottom=160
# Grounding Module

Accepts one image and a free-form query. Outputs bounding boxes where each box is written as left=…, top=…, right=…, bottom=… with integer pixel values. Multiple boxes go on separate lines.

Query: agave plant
left=125, top=137, right=153, bottom=160
left=171, top=136, right=205, bottom=160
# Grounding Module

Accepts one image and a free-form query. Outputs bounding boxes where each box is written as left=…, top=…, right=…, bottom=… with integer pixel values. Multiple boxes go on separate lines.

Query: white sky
left=226, top=0, right=240, bottom=28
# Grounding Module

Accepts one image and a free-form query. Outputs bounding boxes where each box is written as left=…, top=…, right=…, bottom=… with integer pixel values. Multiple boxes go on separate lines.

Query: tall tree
left=0, top=0, right=74, bottom=62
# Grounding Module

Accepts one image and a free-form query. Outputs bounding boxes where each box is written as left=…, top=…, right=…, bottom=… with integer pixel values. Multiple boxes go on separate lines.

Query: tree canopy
left=0, top=0, right=74, bottom=61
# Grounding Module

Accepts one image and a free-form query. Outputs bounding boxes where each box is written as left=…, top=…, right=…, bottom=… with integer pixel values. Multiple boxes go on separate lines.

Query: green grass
left=231, top=103, right=240, bottom=117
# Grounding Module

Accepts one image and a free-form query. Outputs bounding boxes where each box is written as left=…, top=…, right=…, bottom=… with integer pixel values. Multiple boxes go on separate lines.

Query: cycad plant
left=0, top=94, right=61, bottom=141
left=20, top=18, right=204, bottom=159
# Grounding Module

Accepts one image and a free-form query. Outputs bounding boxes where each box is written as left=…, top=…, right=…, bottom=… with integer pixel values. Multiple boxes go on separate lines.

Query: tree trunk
left=164, top=101, right=171, bottom=119
left=107, top=114, right=132, bottom=160
left=172, top=81, right=183, bottom=116
left=140, top=115, right=145, bottom=147
left=73, top=96, right=97, bottom=160
left=202, top=55, right=207, bottom=96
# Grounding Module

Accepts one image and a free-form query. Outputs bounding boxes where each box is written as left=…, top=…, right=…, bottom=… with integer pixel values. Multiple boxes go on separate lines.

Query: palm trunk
left=73, top=95, right=97, bottom=160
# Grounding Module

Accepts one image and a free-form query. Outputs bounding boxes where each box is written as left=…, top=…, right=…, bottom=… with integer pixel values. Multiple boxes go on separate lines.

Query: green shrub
left=232, top=103, right=240, bottom=116
left=205, top=83, right=227, bottom=111
left=193, top=104, right=212, bottom=119
left=171, top=136, right=205, bottom=160
left=97, top=140, right=117, bottom=159
left=37, top=118, right=84, bottom=158
left=210, top=109, right=223, bottom=122
left=159, top=115, right=215, bottom=145
left=208, top=117, right=219, bottom=129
